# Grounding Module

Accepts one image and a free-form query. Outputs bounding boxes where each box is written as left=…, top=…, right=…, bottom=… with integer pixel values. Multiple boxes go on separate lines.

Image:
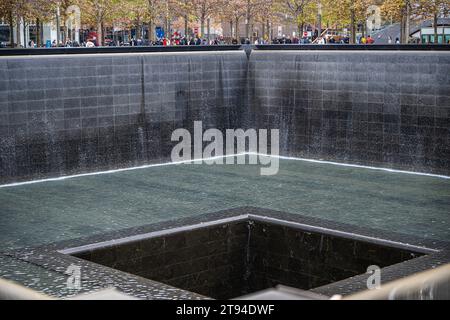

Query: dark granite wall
left=1, top=49, right=449, bottom=183
left=247, top=51, right=450, bottom=175
left=74, top=221, right=250, bottom=299
left=74, top=219, right=422, bottom=299
left=0, top=51, right=247, bottom=183
left=247, top=220, right=422, bottom=292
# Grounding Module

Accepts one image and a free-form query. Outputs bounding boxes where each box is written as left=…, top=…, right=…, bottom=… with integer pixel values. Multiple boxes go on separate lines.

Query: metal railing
left=1, top=263, right=449, bottom=300
left=0, top=278, right=55, bottom=300
left=344, top=263, right=450, bottom=300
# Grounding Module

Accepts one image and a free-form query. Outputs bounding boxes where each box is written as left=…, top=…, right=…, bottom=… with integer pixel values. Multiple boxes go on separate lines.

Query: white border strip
left=60, top=213, right=437, bottom=256
left=1, top=152, right=448, bottom=189
left=249, top=214, right=438, bottom=254
left=0, top=153, right=246, bottom=188
left=59, top=214, right=249, bottom=255
left=251, top=152, right=450, bottom=179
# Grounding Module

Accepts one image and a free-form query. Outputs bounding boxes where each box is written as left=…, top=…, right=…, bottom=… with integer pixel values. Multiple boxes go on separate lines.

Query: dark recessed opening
left=70, top=218, right=425, bottom=299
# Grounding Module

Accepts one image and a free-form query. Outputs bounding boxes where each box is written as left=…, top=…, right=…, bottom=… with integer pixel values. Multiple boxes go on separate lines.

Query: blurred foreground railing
left=0, top=278, right=136, bottom=300
left=1, top=264, right=449, bottom=300
left=344, top=263, right=450, bottom=300
left=0, top=278, right=54, bottom=300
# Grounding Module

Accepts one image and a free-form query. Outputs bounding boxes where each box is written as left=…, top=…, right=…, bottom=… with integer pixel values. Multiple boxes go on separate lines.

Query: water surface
left=0, top=157, right=449, bottom=250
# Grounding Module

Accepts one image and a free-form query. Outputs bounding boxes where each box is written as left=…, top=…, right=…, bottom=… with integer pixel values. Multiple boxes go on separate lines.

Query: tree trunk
left=207, top=18, right=210, bottom=42
left=433, top=13, right=438, bottom=44
left=229, top=20, right=233, bottom=38
left=184, top=15, right=188, bottom=37
left=261, top=22, right=265, bottom=41
left=317, top=9, right=322, bottom=38
left=63, top=24, right=68, bottom=43
left=165, top=18, right=168, bottom=38
left=136, top=18, right=142, bottom=39
left=400, top=14, right=405, bottom=43
left=56, top=7, right=60, bottom=44
left=245, top=18, right=250, bottom=39
left=148, top=20, right=154, bottom=42
left=16, top=18, right=21, bottom=47
left=405, top=3, right=410, bottom=44
left=97, top=20, right=102, bottom=46
left=266, top=19, right=270, bottom=41
left=245, top=0, right=250, bottom=39
left=40, top=21, right=44, bottom=45
left=9, top=11, right=14, bottom=47
left=36, top=18, right=40, bottom=46
left=200, top=17, right=205, bottom=38
left=101, top=22, right=105, bottom=45
left=350, top=8, right=356, bottom=44
left=235, top=19, right=239, bottom=39
left=23, top=20, right=27, bottom=47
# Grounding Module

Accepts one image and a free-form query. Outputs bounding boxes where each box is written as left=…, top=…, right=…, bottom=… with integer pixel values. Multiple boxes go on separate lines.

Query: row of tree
left=0, top=0, right=448, bottom=46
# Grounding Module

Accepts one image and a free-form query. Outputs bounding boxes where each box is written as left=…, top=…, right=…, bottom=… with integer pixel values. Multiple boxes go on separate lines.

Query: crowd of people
left=21, top=33, right=385, bottom=48
left=37, top=36, right=228, bottom=48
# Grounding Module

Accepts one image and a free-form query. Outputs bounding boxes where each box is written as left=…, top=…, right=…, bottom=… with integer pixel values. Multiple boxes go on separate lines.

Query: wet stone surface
left=71, top=217, right=426, bottom=299
left=2, top=208, right=447, bottom=299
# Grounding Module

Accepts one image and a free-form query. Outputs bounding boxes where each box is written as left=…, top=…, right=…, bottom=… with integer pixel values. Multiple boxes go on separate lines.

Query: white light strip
left=248, top=214, right=438, bottom=254
left=0, top=153, right=246, bottom=188
left=59, top=214, right=249, bottom=255
left=61, top=213, right=437, bottom=256
left=250, top=152, right=450, bottom=179
left=1, top=152, right=448, bottom=189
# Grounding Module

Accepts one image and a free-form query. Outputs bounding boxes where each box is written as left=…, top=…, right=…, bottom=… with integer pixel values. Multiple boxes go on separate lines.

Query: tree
left=120, top=0, right=150, bottom=40
left=79, top=0, right=119, bottom=45
left=418, top=0, right=450, bottom=43
left=143, top=0, right=165, bottom=41
left=243, top=0, right=265, bottom=39
left=191, top=0, right=217, bottom=39
left=321, top=0, right=370, bottom=43
left=279, top=0, right=316, bottom=37
left=177, top=0, right=194, bottom=37
left=253, top=0, right=275, bottom=40
left=381, top=0, right=422, bottom=43
left=0, top=0, right=37, bottom=47
left=218, top=0, right=246, bottom=39
left=33, top=1, right=61, bottom=45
